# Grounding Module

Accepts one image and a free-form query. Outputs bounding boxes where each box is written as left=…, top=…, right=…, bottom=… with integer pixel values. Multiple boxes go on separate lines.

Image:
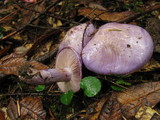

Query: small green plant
left=104, top=75, right=131, bottom=91
left=111, top=79, right=131, bottom=91
left=60, top=76, right=101, bottom=105
left=60, top=90, right=73, bottom=105
left=80, top=76, right=101, bottom=97
left=35, top=85, right=45, bottom=92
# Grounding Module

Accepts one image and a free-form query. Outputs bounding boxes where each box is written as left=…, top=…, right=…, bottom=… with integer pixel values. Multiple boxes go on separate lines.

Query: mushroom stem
left=24, top=68, right=72, bottom=84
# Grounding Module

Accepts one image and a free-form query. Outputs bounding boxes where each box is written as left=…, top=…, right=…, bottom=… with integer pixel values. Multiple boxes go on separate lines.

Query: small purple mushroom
left=82, top=23, right=154, bottom=74
left=59, top=23, right=95, bottom=54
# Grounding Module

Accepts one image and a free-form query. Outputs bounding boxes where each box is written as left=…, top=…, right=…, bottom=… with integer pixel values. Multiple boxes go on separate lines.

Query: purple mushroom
left=21, top=23, right=95, bottom=93
left=82, top=23, right=154, bottom=74
left=59, top=23, right=95, bottom=54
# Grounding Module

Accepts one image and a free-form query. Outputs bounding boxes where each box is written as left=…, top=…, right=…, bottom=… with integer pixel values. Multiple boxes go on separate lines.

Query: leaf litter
left=0, top=0, right=160, bottom=119
left=7, top=97, right=46, bottom=120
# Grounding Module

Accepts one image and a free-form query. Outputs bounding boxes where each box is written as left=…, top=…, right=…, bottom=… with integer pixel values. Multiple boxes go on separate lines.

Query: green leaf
left=60, top=90, right=73, bottom=105
left=35, top=85, right=45, bottom=92
left=80, top=76, right=101, bottom=97
left=0, top=34, right=4, bottom=39
left=111, top=85, right=123, bottom=91
left=116, top=80, right=131, bottom=86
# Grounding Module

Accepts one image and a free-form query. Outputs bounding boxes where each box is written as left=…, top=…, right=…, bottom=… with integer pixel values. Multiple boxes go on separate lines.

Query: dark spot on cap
left=127, top=44, right=131, bottom=48
left=70, top=30, right=73, bottom=33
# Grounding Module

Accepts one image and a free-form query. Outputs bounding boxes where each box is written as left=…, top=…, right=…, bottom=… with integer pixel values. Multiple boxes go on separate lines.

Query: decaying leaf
left=117, top=81, right=160, bottom=119
left=0, top=109, right=6, bottom=120
left=78, top=8, right=134, bottom=21
left=86, top=81, right=160, bottom=120
left=0, top=53, right=48, bottom=76
left=86, top=97, right=108, bottom=120
left=20, top=96, right=46, bottom=120
left=135, top=106, right=160, bottom=120
left=7, top=97, right=46, bottom=120
left=7, top=98, right=19, bottom=120
left=140, top=58, right=160, bottom=72
left=0, top=53, right=26, bottom=75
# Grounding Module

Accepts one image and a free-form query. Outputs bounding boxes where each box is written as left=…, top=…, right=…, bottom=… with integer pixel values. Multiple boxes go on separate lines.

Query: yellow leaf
left=12, top=33, right=22, bottom=40
left=3, top=26, right=12, bottom=31
left=135, top=106, right=158, bottom=120
left=140, top=59, right=160, bottom=72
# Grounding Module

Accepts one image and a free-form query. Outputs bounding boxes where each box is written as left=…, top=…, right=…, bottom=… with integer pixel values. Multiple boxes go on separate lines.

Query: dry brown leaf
left=117, top=81, right=160, bottom=119
left=86, top=97, right=108, bottom=120
left=0, top=109, right=6, bottom=120
left=87, top=81, right=160, bottom=120
left=140, top=58, right=160, bottom=72
left=0, top=53, right=48, bottom=76
left=78, top=8, right=134, bottom=21
left=0, top=53, right=26, bottom=75
left=7, top=98, right=18, bottom=120
left=20, top=96, right=46, bottom=120
left=7, top=97, right=46, bottom=120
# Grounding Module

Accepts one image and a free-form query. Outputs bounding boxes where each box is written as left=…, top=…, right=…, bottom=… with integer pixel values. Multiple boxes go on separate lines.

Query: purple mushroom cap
left=58, top=23, right=95, bottom=54
left=82, top=23, right=154, bottom=74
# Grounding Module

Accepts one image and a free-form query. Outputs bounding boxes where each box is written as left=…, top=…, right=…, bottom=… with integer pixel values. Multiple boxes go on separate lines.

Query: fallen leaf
left=135, top=106, right=159, bottom=120
left=7, top=97, right=46, bottom=120
left=7, top=98, right=18, bottom=120
left=99, top=94, right=122, bottom=120
left=0, top=53, right=26, bottom=75
left=0, top=53, right=48, bottom=76
left=20, top=96, right=46, bottom=120
left=0, top=109, right=6, bottom=120
left=78, top=8, right=134, bottom=21
left=86, top=97, right=111, bottom=120
left=86, top=81, right=160, bottom=120
left=140, top=58, right=160, bottom=72
left=117, top=81, right=160, bottom=119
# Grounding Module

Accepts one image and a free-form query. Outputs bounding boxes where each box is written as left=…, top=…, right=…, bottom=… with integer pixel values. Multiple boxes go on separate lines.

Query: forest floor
left=0, top=0, right=160, bottom=120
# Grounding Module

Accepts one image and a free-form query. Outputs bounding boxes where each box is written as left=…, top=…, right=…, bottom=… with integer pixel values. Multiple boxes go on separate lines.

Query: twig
left=0, top=92, right=61, bottom=97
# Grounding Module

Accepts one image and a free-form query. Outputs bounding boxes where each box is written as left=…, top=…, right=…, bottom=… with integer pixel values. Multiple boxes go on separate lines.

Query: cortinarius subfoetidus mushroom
left=82, top=23, right=154, bottom=74
left=22, top=23, right=95, bottom=93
